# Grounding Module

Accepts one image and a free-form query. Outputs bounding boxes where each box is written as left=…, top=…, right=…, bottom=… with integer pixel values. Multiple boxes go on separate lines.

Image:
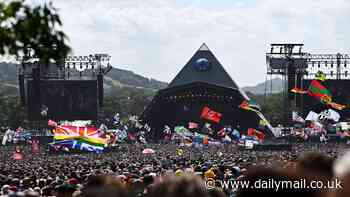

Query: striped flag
left=52, top=124, right=107, bottom=152
left=308, top=80, right=332, bottom=101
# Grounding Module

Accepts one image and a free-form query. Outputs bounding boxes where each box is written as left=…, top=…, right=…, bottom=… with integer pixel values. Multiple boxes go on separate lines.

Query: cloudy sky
left=33, top=0, right=350, bottom=86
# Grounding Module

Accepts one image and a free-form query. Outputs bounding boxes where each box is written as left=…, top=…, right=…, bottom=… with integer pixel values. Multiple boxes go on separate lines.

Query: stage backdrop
left=27, top=80, right=98, bottom=120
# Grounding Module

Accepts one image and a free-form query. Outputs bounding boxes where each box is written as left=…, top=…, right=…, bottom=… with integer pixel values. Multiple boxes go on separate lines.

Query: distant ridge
left=242, top=78, right=283, bottom=95
left=0, top=62, right=282, bottom=95
left=0, top=62, right=168, bottom=95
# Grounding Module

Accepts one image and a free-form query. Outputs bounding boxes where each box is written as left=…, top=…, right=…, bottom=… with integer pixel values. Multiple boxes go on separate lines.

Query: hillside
left=0, top=62, right=284, bottom=96
left=242, top=78, right=283, bottom=95
left=0, top=63, right=168, bottom=95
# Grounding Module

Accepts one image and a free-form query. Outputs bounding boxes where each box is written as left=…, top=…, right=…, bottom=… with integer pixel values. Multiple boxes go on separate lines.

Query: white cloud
left=45, top=0, right=350, bottom=86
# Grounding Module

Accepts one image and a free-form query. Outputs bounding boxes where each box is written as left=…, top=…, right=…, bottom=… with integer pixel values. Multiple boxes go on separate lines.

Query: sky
left=30, top=0, right=350, bottom=86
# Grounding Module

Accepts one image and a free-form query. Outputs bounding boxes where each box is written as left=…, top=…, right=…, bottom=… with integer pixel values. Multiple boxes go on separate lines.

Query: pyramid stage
left=141, top=44, right=272, bottom=140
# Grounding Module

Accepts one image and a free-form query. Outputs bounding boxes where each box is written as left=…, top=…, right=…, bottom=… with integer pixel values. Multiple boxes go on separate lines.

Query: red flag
left=247, top=128, right=265, bottom=141
left=247, top=128, right=255, bottom=136
left=290, top=87, right=307, bottom=94
left=255, top=130, right=265, bottom=141
left=239, top=100, right=251, bottom=110
left=200, top=107, right=222, bottom=123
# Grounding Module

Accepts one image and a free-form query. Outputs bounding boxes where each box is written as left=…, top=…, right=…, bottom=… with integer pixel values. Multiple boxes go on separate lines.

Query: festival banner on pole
left=49, top=120, right=107, bottom=152
left=200, top=107, right=222, bottom=123
left=290, top=80, right=346, bottom=110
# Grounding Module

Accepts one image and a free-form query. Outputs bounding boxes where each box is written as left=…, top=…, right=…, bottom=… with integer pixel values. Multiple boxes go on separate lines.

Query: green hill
left=0, top=63, right=168, bottom=96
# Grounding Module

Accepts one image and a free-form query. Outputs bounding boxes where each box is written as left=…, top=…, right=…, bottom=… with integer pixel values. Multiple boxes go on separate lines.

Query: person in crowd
left=0, top=142, right=348, bottom=197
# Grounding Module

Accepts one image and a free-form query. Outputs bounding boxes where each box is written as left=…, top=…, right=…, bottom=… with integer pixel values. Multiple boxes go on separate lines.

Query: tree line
left=0, top=89, right=284, bottom=130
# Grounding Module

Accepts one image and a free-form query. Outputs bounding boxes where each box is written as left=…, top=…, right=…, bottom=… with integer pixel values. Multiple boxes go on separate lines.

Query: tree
left=0, top=0, right=70, bottom=63
left=260, top=93, right=284, bottom=125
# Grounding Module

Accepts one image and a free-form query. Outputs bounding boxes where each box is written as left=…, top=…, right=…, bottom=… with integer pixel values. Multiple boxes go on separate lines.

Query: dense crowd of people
left=0, top=142, right=350, bottom=197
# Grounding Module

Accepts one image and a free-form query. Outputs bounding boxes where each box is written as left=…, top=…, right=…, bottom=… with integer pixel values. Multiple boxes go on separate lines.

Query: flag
left=52, top=123, right=107, bottom=152
left=308, top=80, right=332, bottom=101
left=318, top=109, right=340, bottom=122
left=305, top=111, right=319, bottom=121
left=217, top=128, right=226, bottom=137
left=310, top=121, right=324, bottom=134
left=201, top=123, right=213, bottom=135
left=200, top=107, right=222, bottom=123
left=259, top=119, right=269, bottom=127
left=223, top=135, right=232, bottom=143
left=239, top=100, right=276, bottom=137
left=255, top=130, right=265, bottom=141
left=292, top=111, right=305, bottom=123
left=247, top=128, right=265, bottom=141
left=2, top=133, right=8, bottom=146
left=239, top=100, right=252, bottom=111
left=53, top=135, right=107, bottom=147
left=174, top=126, right=192, bottom=137
left=50, top=140, right=104, bottom=153
left=231, top=129, right=241, bottom=140
left=291, top=80, right=346, bottom=110
left=188, top=122, right=198, bottom=129
left=117, top=129, right=127, bottom=142
left=315, top=71, right=326, bottom=81
left=328, top=102, right=347, bottom=110
left=291, top=87, right=307, bottom=94
left=53, top=125, right=101, bottom=137
left=48, top=119, right=58, bottom=127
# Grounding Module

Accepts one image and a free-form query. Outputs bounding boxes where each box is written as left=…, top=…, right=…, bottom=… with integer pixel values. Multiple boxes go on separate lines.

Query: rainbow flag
left=53, top=135, right=107, bottom=147
left=51, top=124, right=107, bottom=152
left=50, top=140, right=104, bottom=153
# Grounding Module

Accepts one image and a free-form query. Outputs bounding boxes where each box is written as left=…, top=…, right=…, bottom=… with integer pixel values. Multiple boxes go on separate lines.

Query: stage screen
left=27, top=80, right=98, bottom=120
left=300, top=80, right=350, bottom=120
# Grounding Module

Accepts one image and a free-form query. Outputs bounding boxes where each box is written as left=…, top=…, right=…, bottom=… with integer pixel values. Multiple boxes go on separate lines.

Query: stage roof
left=168, top=43, right=240, bottom=90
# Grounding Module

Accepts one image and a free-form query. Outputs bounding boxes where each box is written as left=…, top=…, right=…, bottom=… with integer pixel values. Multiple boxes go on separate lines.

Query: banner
left=200, top=107, right=222, bottom=123
left=51, top=123, right=107, bottom=152
left=305, top=111, right=319, bottom=121
left=291, top=80, right=346, bottom=110
left=318, top=109, right=340, bottom=122
left=292, top=111, right=305, bottom=123
left=247, top=128, right=265, bottom=141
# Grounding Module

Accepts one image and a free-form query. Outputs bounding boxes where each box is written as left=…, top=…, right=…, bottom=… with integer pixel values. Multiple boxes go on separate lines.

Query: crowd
left=0, top=142, right=350, bottom=197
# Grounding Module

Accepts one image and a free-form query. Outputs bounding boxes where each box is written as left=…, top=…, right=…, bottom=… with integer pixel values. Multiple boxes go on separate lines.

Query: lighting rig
left=17, top=49, right=112, bottom=120
left=266, top=43, right=350, bottom=125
